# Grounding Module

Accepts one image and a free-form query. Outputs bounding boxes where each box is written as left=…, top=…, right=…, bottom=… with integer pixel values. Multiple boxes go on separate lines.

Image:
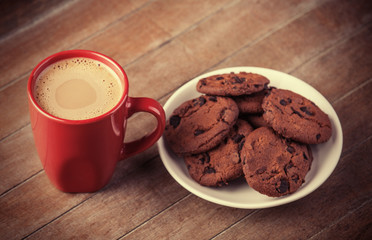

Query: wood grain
left=0, top=0, right=66, bottom=38
left=311, top=199, right=372, bottom=239
left=25, top=158, right=189, bottom=239
left=215, top=0, right=372, bottom=74
left=0, top=0, right=371, bottom=239
left=0, top=0, right=149, bottom=88
left=125, top=0, right=327, bottom=99
left=0, top=173, right=91, bottom=239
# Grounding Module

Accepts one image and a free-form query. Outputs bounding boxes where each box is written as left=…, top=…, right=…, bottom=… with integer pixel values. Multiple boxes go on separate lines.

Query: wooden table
left=1, top=0, right=371, bottom=239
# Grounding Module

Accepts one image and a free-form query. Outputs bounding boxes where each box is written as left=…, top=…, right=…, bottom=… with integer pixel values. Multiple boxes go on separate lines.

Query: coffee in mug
left=34, top=57, right=123, bottom=120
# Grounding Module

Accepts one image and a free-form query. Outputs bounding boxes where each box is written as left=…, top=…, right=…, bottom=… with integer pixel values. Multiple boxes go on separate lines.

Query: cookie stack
left=164, top=72, right=332, bottom=197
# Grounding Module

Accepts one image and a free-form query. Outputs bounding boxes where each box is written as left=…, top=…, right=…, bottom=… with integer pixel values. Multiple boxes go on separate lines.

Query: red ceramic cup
left=28, top=50, right=166, bottom=193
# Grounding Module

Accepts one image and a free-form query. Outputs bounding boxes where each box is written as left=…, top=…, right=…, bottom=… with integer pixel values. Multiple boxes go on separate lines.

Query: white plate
left=157, top=67, right=343, bottom=209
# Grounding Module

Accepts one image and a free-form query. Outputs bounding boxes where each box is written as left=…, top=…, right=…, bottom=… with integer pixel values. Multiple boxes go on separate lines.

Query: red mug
left=27, top=50, right=166, bottom=192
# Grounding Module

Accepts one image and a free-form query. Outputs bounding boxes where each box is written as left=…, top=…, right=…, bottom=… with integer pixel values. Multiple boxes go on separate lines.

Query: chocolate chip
left=276, top=179, right=289, bottom=193
left=280, top=99, right=287, bottom=106
left=286, top=146, right=295, bottom=153
left=208, top=96, right=217, bottom=102
left=300, top=106, right=314, bottom=116
left=199, top=79, right=206, bottom=86
left=233, top=76, right=244, bottom=83
left=316, top=134, right=321, bottom=140
left=219, top=109, right=226, bottom=120
left=274, top=104, right=284, bottom=114
left=291, top=174, right=299, bottom=183
left=291, top=107, right=304, bottom=118
left=204, top=166, right=216, bottom=174
left=192, top=99, right=198, bottom=106
left=198, top=96, right=206, bottom=106
left=256, top=166, right=266, bottom=174
left=194, top=129, right=205, bottom=136
left=216, top=76, right=224, bottom=80
left=254, top=84, right=261, bottom=88
left=169, top=115, right=181, bottom=128
left=198, top=153, right=210, bottom=164
left=284, top=161, right=294, bottom=175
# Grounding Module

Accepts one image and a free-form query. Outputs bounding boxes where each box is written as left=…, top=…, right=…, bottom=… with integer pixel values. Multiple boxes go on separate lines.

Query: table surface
left=1, top=0, right=371, bottom=239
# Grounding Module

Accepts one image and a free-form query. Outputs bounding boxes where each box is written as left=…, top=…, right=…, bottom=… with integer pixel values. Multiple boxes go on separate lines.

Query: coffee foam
left=34, top=57, right=123, bottom=120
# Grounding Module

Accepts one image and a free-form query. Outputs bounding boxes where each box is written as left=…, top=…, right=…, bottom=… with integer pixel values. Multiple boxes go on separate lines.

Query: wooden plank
left=77, top=6, right=172, bottom=67
left=0, top=76, right=29, bottom=140
left=0, top=0, right=66, bottom=38
left=0, top=125, right=40, bottom=195
left=0, top=173, right=91, bottom=239
left=213, top=0, right=372, bottom=75
left=292, top=27, right=372, bottom=152
left=292, top=25, right=372, bottom=103
left=311, top=199, right=372, bottom=239
left=122, top=194, right=251, bottom=240
left=80, top=0, right=231, bottom=66
left=140, top=0, right=232, bottom=36
left=177, top=0, right=328, bottom=71
left=0, top=0, right=149, bottom=88
left=334, top=79, right=372, bottom=151
left=213, top=135, right=372, bottom=240
left=24, top=158, right=189, bottom=239
left=124, top=0, right=328, bottom=100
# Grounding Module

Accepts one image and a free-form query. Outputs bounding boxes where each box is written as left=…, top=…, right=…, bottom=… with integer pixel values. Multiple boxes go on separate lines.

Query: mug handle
left=120, top=97, right=166, bottom=160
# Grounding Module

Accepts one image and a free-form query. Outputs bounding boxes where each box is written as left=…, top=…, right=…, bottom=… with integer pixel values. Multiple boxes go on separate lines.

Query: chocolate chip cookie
left=262, top=89, right=332, bottom=144
left=241, top=127, right=313, bottom=197
left=184, top=119, right=254, bottom=187
left=197, top=72, right=270, bottom=96
left=164, top=95, right=239, bottom=155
